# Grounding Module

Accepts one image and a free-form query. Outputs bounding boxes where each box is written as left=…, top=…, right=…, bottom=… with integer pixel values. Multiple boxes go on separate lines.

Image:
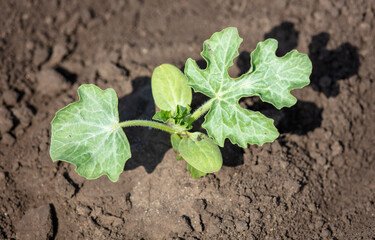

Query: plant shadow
left=265, top=21, right=300, bottom=57
left=239, top=21, right=359, bottom=98
left=240, top=97, right=322, bottom=135
left=308, top=32, right=359, bottom=97
left=236, top=21, right=361, bottom=135
left=118, top=77, right=171, bottom=173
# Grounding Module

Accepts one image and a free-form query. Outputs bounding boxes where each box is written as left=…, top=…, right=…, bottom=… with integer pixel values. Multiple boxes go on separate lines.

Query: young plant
left=50, top=27, right=312, bottom=182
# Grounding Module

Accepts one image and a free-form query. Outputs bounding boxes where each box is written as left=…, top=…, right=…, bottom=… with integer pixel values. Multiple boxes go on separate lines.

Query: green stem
left=118, top=120, right=178, bottom=134
left=187, top=98, right=215, bottom=124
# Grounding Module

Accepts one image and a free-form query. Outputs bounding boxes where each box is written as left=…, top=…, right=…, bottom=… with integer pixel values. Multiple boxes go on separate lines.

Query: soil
left=0, top=0, right=374, bottom=239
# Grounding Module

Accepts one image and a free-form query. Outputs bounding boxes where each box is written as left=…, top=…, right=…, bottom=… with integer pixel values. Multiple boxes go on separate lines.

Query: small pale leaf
left=178, top=132, right=222, bottom=173
left=50, top=84, right=130, bottom=182
left=187, top=164, right=207, bottom=178
left=152, top=110, right=172, bottom=123
left=151, top=64, right=192, bottom=113
left=170, top=134, right=182, bottom=152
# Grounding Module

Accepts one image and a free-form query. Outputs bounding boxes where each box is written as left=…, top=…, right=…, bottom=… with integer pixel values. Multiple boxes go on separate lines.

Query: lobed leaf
left=185, top=27, right=312, bottom=147
left=50, top=84, right=130, bottom=182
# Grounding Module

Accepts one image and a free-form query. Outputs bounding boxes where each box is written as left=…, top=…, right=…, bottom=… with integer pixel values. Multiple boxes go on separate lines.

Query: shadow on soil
left=237, top=21, right=359, bottom=135
left=263, top=21, right=359, bottom=98
left=308, top=32, right=359, bottom=97
left=50, top=204, right=58, bottom=239
left=119, top=77, right=171, bottom=173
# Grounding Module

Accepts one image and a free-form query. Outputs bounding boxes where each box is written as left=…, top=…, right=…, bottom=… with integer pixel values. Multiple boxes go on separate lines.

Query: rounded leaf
left=151, top=64, right=192, bottom=113
left=170, top=134, right=182, bottom=152
left=187, top=164, right=207, bottom=178
left=50, top=84, right=131, bottom=182
left=178, top=132, right=222, bottom=173
left=185, top=27, right=311, bottom=148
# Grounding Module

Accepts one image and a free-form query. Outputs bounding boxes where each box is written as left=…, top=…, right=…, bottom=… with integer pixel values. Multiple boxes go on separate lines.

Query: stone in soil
left=33, top=47, right=49, bottom=67
left=1, top=133, right=15, bottom=146
left=330, top=141, right=343, bottom=156
left=0, top=171, right=6, bottom=189
left=76, top=204, right=92, bottom=216
left=97, top=214, right=124, bottom=228
left=55, top=174, right=76, bottom=198
left=36, top=68, right=69, bottom=96
left=15, top=204, right=54, bottom=240
left=45, top=43, right=68, bottom=67
left=284, top=179, right=301, bottom=196
left=11, top=104, right=34, bottom=128
left=96, top=61, right=126, bottom=81
left=192, top=199, right=207, bottom=212
left=0, top=107, right=13, bottom=136
left=251, top=164, right=270, bottom=174
left=1, top=90, right=18, bottom=107
left=235, top=219, right=249, bottom=232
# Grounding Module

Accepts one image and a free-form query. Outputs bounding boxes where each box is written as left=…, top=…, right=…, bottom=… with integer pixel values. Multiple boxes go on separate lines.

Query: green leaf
left=153, top=105, right=191, bottom=124
left=185, top=27, right=312, bottom=147
left=151, top=64, right=192, bottom=113
left=153, top=105, right=192, bottom=130
left=152, top=110, right=172, bottom=123
left=187, top=164, right=207, bottom=178
left=170, top=134, right=182, bottom=152
left=177, top=132, right=222, bottom=173
left=50, top=84, right=130, bottom=182
left=176, top=155, right=184, bottom=161
left=175, top=105, right=191, bottom=122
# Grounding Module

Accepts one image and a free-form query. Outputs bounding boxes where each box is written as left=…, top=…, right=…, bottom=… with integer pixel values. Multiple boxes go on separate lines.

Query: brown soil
left=1, top=0, right=374, bottom=239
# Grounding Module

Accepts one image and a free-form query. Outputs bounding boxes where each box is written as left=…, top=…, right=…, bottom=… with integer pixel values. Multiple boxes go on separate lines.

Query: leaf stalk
left=118, top=120, right=181, bottom=134
left=187, top=98, right=215, bottom=124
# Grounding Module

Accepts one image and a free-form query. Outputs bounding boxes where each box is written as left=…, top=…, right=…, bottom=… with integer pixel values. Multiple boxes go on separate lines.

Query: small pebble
left=0, top=107, right=13, bottom=135
left=76, top=205, right=91, bottom=216
left=97, top=214, right=124, bottom=228
left=33, top=47, right=49, bottom=66
left=206, top=216, right=221, bottom=235
left=16, top=205, right=54, bottom=239
left=331, top=141, right=343, bottom=156
left=249, top=209, right=262, bottom=221
left=307, top=203, right=316, bottom=212
left=235, top=220, right=248, bottom=232
left=55, top=175, right=75, bottom=198
left=192, top=199, right=207, bottom=212
left=284, top=179, right=301, bottom=196
left=252, top=164, right=269, bottom=174
left=45, top=43, right=67, bottom=66
left=97, top=61, right=124, bottom=80
left=36, top=68, right=69, bottom=96
left=2, top=91, right=18, bottom=106
left=315, top=219, right=324, bottom=229
left=321, top=228, right=331, bottom=238
left=1, top=133, right=15, bottom=146
left=0, top=171, right=5, bottom=181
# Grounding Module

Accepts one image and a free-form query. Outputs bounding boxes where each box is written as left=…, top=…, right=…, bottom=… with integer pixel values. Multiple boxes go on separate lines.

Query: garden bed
left=0, top=0, right=374, bottom=239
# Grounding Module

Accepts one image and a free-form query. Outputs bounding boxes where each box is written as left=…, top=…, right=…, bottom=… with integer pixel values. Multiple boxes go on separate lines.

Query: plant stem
left=118, top=120, right=178, bottom=134
left=187, top=98, right=215, bottom=124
